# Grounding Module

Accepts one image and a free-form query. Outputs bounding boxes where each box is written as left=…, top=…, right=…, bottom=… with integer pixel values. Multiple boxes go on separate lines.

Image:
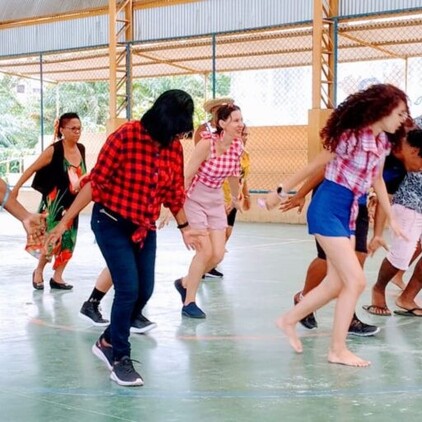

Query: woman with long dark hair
left=45, top=90, right=200, bottom=387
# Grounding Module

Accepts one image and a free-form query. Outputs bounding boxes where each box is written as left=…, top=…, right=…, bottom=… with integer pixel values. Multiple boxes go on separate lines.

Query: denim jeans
left=91, top=203, right=157, bottom=360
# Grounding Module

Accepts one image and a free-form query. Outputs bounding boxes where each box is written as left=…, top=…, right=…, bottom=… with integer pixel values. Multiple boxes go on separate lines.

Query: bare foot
left=371, top=286, right=389, bottom=312
left=33, top=269, right=44, bottom=284
left=362, top=304, right=391, bottom=316
left=276, top=316, right=303, bottom=353
left=328, top=349, right=371, bottom=367
left=395, top=297, right=420, bottom=312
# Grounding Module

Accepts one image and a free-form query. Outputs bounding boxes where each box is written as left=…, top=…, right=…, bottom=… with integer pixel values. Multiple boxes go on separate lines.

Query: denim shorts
left=307, top=179, right=353, bottom=237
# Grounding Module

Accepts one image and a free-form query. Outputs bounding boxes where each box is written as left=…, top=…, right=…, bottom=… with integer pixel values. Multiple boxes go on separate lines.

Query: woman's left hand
left=225, top=202, right=233, bottom=215
left=157, top=208, right=171, bottom=229
left=368, top=235, right=388, bottom=257
left=180, top=227, right=206, bottom=251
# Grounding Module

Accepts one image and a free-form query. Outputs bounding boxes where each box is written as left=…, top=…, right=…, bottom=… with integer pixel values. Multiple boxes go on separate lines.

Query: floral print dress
left=26, top=158, right=86, bottom=268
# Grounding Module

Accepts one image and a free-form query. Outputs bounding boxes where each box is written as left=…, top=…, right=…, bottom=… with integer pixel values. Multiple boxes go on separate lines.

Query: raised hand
left=367, top=235, right=389, bottom=257
left=279, top=194, right=305, bottom=213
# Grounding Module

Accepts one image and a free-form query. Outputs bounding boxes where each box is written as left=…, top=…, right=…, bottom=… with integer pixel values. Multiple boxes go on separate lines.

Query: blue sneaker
left=174, top=278, right=186, bottom=303
left=92, top=336, right=114, bottom=371
left=182, top=302, right=206, bottom=319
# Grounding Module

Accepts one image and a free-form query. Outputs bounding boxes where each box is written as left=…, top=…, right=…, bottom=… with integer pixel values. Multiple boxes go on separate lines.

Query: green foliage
left=132, top=73, right=232, bottom=126
left=0, top=75, right=39, bottom=177
left=0, top=71, right=232, bottom=177
left=42, top=81, right=110, bottom=133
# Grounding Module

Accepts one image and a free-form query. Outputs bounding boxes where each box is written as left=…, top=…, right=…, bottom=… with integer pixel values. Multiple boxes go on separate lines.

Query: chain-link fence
left=1, top=12, right=421, bottom=195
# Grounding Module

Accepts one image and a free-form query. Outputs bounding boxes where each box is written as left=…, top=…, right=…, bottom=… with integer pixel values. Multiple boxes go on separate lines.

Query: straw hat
left=203, top=97, right=234, bottom=113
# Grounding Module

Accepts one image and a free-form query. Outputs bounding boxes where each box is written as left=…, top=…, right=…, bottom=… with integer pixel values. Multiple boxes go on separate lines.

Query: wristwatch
left=276, top=185, right=288, bottom=198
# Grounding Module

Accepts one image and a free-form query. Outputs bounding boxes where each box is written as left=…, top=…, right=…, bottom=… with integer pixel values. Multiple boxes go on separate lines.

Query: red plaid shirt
left=325, top=127, right=390, bottom=229
left=88, top=121, right=185, bottom=243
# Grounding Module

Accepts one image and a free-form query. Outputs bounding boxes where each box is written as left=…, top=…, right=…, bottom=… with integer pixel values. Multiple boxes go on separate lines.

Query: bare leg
left=277, top=272, right=341, bottom=353
left=183, top=230, right=225, bottom=305
left=301, top=258, right=327, bottom=295
left=396, top=256, right=422, bottom=312
left=317, top=236, right=370, bottom=367
left=225, top=226, right=234, bottom=244
left=94, top=267, right=113, bottom=293
left=392, top=248, right=421, bottom=290
left=52, top=263, right=68, bottom=284
left=34, top=255, right=49, bottom=284
left=391, top=271, right=406, bottom=290
left=371, top=258, right=399, bottom=311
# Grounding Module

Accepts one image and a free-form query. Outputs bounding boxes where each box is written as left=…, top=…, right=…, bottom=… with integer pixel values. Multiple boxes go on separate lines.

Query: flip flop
left=362, top=305, right=391, bottom=316
left=393, top=308, right=422, bottom=317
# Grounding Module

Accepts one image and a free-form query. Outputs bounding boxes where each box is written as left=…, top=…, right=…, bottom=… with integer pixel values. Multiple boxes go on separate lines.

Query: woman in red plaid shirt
left=45, top=90, right=200, bottom=386
left=265, top=84, right=409, bottom=367
left=174, top=104, right=244, bottom=318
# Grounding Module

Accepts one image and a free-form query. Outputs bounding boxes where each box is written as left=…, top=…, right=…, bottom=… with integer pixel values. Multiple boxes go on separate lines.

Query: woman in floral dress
left=11, top=112, right=86, bottom=290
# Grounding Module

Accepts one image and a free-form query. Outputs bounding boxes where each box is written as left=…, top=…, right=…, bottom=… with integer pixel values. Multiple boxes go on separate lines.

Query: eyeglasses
left=64, top=127, right=82, bottom=133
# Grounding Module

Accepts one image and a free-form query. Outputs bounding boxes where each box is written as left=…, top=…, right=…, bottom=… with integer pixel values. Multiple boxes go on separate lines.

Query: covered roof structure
left=0, top=0, right=421, bottom=83
left=0, top=11, right=422, bottom=83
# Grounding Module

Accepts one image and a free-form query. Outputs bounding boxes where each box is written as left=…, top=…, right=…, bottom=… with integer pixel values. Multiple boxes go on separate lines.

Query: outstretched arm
left=265, top=149, right=334, bottom=210
left=10, top=147, right=54, bottom=199
left=280, top=166, right=325, bottom=213
left=1, top=178, right=45, bottom=239
left=44, top=182, right=93, bottom=252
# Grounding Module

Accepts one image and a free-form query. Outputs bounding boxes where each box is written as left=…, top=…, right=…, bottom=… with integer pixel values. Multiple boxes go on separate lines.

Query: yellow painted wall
left=16, top=126, right=312, bottom=224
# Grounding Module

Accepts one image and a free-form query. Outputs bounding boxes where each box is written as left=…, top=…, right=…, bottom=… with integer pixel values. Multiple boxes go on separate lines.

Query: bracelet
left=276, top=185, right=288, bottom=198
left=177, top=222, right=189, bottom=230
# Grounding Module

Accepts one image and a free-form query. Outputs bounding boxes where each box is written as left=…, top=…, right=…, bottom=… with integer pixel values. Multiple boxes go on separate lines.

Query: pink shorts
left=184, top=181, right=227, bottom=231
left=387, top=204, right=422, bottom=270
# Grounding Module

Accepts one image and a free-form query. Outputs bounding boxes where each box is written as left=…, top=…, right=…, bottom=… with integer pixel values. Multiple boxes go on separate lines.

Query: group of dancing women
left=1, top=83, right=421, bottom=386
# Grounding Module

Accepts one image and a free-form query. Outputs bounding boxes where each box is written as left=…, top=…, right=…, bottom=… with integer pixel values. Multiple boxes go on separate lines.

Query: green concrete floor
left=0, top=212, right=421, bottom=422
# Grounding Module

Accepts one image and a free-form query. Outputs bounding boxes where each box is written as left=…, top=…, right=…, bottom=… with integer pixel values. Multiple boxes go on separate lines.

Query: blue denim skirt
left=307, top=179, right=354, bottom=237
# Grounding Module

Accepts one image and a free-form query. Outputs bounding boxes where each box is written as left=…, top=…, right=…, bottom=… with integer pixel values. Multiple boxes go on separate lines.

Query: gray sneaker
left=80, top=301, right=109, bottom=327
left=110, top=356, right=144, bottom=387
left=130, top=314, right=157, bottom=334
left=348, top=318, right=380, bottom=337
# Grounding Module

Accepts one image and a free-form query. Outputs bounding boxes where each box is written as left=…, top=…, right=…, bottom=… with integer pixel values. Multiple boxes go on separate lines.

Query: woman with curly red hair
left=265, top=83, right=409, bottom=367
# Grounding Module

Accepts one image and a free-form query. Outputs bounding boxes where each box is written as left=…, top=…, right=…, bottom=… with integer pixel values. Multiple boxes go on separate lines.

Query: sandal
left=32, top=271, right=44, bottom=290
left=362, top=304, right=391, bottom=316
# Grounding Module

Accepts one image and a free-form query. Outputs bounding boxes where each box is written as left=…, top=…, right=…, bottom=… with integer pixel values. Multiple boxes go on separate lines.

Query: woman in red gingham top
left=265, top=84, right=409, bottom=368
left=174, top=104, right=244, bottom=319
left=45, top=90, right=200, bottom=387
left=186, top=130, right=243, bottom=195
